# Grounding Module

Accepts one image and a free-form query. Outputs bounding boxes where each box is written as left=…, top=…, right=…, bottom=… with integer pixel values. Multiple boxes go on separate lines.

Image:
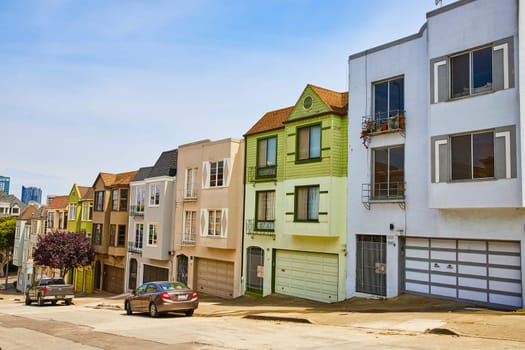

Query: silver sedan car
left=124, top=281, right=199, bottom=317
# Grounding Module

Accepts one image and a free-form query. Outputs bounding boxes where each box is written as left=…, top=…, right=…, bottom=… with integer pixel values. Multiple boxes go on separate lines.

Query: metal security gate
left=246, top=246, right=264, bottom=294
left=177, top=255, right=188, bottom=285
left=405, top=238, right=522, bottom=308
left=356, top=235, right=386, bottom=296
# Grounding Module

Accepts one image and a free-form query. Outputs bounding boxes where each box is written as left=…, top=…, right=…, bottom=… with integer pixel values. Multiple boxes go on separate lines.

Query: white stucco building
left=347, top=0, right=524, bottom=308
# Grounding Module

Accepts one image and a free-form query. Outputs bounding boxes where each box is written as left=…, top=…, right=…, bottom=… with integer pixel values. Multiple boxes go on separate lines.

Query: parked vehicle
left=124, top=281, right=198, bottom=317
left=25, top=278, right=75, bottom=306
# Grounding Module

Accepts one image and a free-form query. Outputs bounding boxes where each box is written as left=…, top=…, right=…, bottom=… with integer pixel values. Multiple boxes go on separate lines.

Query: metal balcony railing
left=247, top=166, right=277, bottom=183
left=129, top=205, right=144, bottom=216
left=245, top=219, right=276, bottom=237
left=183, top=189, right=198, bottom=201
left=362, top=182, right=405, bottom=210
left=181, top=232, right=196, bottom=246
left=127, top=241, right=143, bottom=254
left=361, top=110, right=406, bottom=136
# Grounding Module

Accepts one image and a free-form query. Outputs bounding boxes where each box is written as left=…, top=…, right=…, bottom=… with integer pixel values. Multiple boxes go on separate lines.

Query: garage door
left=405, top=238, right=522, bottom=308
left=275, top=250, right=338, bottom=303
left=195, top=258, right=234, bottom=298
left=143, top=264, right=169, bottom=283
left=103, top=265, right=124, bottom=294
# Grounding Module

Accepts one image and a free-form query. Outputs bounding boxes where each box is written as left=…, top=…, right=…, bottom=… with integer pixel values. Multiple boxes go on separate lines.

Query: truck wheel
left=37, top=295, right=44, bottom=306
left=65, top=299, right=72, bottom=305
left=25, top=296, right=32, bottom=305
left=149, top=303, right=158, bottom=318
left=125, top=301, right=133, bottom=315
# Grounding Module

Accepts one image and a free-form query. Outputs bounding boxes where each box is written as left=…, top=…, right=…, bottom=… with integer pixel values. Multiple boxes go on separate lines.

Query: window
left=148, top=223, right=158, bottom=246
left=134, top=223, right=144, bottom=249
left=451, top=46, right=492, bottom=98
left=183, top=210, right=196, bottom=242
left=373, top=146, right=404, bottom=199
left=117, top=225, right=126, bottom=246
left=93, top=224, right=102, bottom=245
left=374, top=77, right=404, bottom=126
left=11, top=207, right=19, bottom=215
left=208, top=210, right=222, bottom=236
left=297, top=125, right=321, bottom=161
left=109, top=224, right=116, bottom=246
left=112, top=189, right=119, bottom=211
left=134, top=187, right=145, bottom=213
left=119, top=189, right=128, bottom=211
left=210, top=161, right=224, bottom=187
left=451, top=132, right=494, bottom=180
left=185, top=168, right=197, bottom=198
left=81, top=202, right=93, bottom=221
left=295, top=186, right=319, bottom=221
left=95, top=191, right=104, bottom=211
left=257, top=137, right=277, bottom=177
left=149, top=184, right=160, bottom=206
left=256, top=191, right=275, bottom=230
left=68, top=204, right=76, bottom=220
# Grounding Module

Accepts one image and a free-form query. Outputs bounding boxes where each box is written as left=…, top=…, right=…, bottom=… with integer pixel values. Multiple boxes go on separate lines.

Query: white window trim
left=149, top=183, right=161, bottom=207
left=147, top=223, right=159, bottom=247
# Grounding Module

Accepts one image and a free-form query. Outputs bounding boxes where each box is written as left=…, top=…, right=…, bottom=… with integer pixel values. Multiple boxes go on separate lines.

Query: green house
left=66, top=183, right=94, bottom=293
left=243, top=84, right=348, bottom=302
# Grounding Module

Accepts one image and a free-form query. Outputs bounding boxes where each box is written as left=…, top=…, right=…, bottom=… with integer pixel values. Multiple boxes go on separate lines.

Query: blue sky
left=1, top=0, right=452, bottom=200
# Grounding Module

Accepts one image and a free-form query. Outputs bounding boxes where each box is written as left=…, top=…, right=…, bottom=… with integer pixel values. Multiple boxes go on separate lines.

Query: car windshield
left=158, top=282, right=188, bottom=291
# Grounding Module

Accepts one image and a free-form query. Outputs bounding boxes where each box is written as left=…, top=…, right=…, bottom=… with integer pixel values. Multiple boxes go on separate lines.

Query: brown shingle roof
left=48, top=195, right=69, bottom=209
left=81, top=188, right=94, bottom=201
left=78, top=186, right=91, bottom=198
left=309, top=84, right=348, bottom=114
left=19, top=205, right=38, bottom=220
left=98, top=170, right=138, bottom=187
left=244, top=106, right=293, bottom=136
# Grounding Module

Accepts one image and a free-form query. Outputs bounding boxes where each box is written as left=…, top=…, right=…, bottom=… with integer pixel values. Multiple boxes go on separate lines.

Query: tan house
left=46, top=195, right=69, bottom=233
left=173, top=138, right=244, bottom=298
left=92, top=170, right=138, bottom=293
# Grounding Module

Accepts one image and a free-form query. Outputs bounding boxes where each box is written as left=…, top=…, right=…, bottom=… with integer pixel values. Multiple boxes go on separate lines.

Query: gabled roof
left=244, top=106, right=294, bottom=136
left=308, top=84, right=348, bottom=115
left=81, top=188, right=93, bottom=201
left=31, top=206, right=47, bottom=219
left=78, top=186, right=91, bottom=198
left=19, top=205, right=38, bottom=220
left=94, top=170, right=139, bottom=188
left=0, top=192, right=27, bottom=211
left=47, top=195, right=69, bottom=210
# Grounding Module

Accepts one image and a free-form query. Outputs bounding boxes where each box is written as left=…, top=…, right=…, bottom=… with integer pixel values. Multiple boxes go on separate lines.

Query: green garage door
left=275, top=250, right=338, bottom=303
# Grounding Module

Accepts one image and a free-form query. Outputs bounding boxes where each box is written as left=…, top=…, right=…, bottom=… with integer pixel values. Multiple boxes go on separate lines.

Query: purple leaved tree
left=33, top=231, right=95, bottom=278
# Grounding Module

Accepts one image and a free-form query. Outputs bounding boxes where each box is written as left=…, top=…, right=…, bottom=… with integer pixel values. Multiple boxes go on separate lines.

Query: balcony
left=245, top=219, right=275, bottom=238
left=183, top=189, right=199, bottom=202
left=362, top=182, right=405, bottom=210
left=129, top=205, right=144, bottom=217
left=361, top=111, right=405, bottom=146
left=127, top=241, right=142, bottom=254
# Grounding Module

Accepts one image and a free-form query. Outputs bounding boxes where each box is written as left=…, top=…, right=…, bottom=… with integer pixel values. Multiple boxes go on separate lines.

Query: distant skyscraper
left=21, top=186, right=42, bottom=204
left=0, top=176, right=9, bottom=194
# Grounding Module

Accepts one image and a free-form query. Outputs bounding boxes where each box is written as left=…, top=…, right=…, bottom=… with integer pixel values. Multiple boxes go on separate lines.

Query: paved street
left=0, top=291, right=524, bottom=349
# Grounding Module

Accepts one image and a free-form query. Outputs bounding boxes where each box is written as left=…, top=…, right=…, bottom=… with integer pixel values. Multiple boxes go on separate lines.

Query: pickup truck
left=25, top=278, right=75, bottom=306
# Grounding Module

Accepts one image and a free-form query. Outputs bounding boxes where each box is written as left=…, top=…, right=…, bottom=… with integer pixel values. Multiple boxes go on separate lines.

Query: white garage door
left=275, top=250, right=338, bottom=303
left=405, top=238, right=522, bottom=308
left=195, top=258, right=234, bottom=298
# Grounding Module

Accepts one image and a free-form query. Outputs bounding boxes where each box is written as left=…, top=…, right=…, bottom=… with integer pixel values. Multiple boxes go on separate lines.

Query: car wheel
left=125, top=301, right=133, bottom=315
left=25, top=296, right=32, bottom=305
left=185, top=309, right=194, bottom=317
left=37, top=295, right=44, bottom=306
left=64, top=299, right=72, bottom=305
left=149, top=303, right=158, bottom=318
left=51, top=300, right=57, bottom=305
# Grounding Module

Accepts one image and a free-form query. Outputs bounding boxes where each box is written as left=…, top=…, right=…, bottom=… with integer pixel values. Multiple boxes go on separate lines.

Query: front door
left=176, top=255, right=188, bottom=285
left=246, top=247, right=264, bottom=294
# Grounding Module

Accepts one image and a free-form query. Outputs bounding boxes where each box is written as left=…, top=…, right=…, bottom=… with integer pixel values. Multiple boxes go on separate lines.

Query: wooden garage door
left=143, top=264, right=169, bottom=283
left=275, top=250, right=338, bottom=303
left=195, top=258, right=234, bottom=298
left=405, top=238, right=522, bottom=308
left=103, top=265, right=124, bottom=294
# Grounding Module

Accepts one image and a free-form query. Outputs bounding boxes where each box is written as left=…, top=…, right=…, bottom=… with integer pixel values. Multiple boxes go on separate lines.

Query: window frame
left=373, top=76, right=405, bottom=125
left=134, top=223, right=144, bottom=249
left=147, top=223, right=159, bottom=246
left=255, top=190, right=275, bottom=231
left=93, top=224, right=102, bottom=245
left=294, top=185, right=320, bottom=222
left=296, top=124, right=322, bottom=162
left=94, top=191, right=104, bottom=212
left=185, top=168, right=198, bottom=198
left=372, top=145, right=405, bottom=200
left=450, top=131, right=495, bottom=181
left=149, top=184, right=160, bottom=207
left=450, top=45, right=493, bottom=99
left=68, top=204, right=76, bottom=221
left=207, top=209, right=222, bottom=237
left=183, top=210, right=197, bottom=242
left=257, top=136, right=277, bottom=178
left=209, top=161, right=224, bottom=187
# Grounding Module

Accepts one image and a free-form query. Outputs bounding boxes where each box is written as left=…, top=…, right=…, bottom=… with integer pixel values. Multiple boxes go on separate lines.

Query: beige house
left=92, top=171, right=138, bottom=293
left=173, top=138, right=244, bottom=298
left=46, top=196, right=69, bottom=233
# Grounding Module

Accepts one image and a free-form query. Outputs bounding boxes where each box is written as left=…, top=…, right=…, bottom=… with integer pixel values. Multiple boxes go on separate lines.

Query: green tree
left=33, top=231, right=95, bottom=278
left=0, top=216, right=16, bottom=277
